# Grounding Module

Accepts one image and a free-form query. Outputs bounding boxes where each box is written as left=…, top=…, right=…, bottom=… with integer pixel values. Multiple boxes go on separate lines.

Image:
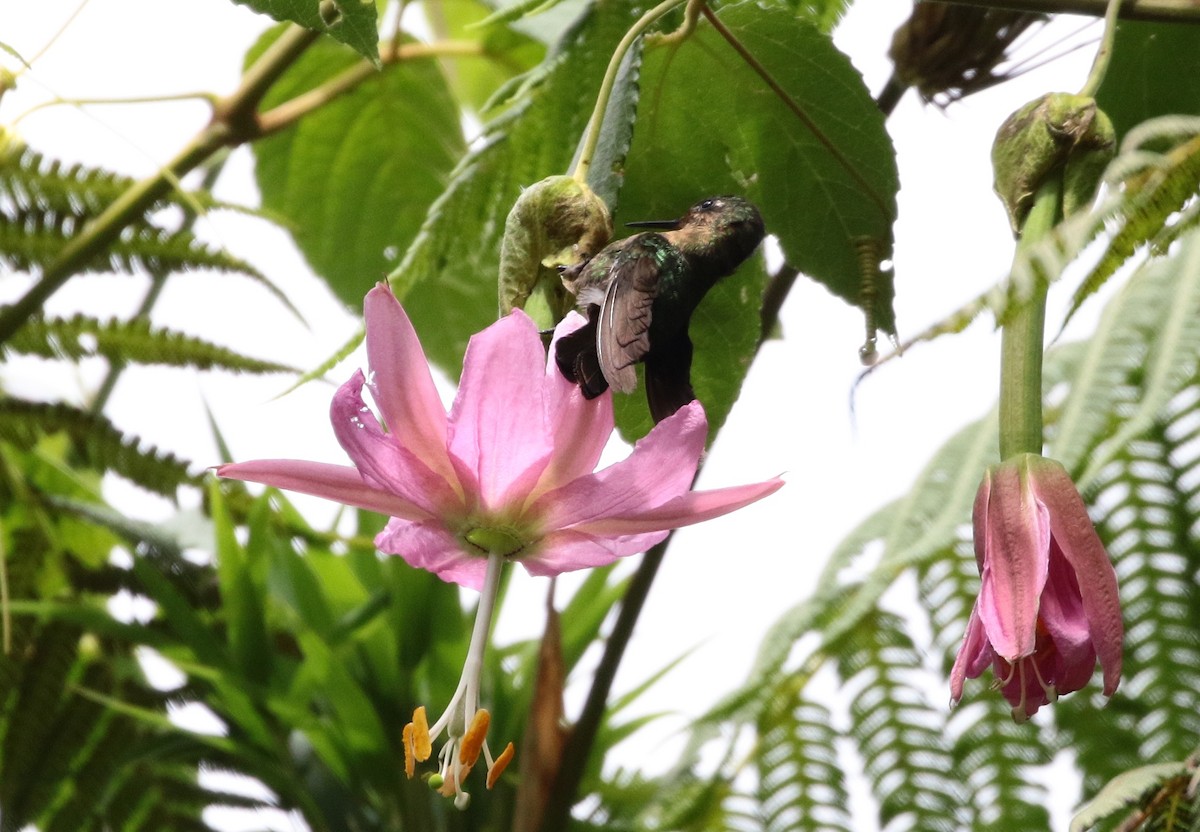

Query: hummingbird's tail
left=644, top=332, right=696, bottom=424
left=554, top=307, right=609, bottom=399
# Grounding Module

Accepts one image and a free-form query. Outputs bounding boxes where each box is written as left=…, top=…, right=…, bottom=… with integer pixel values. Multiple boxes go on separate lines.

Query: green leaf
left=233, top=0, right=380, bottom=64
left=620, top=1, right=898, bottom=332
left=213, top=482, right=274, bottom=686
left=1096, top=21, right=1200, bottom=141
left=388, top=0, right=636, bottom=373
left=250, top=27, right=464, bottom=309
left=612, top=1, right=897, bottom=435
left=429, top=0, right=547, bottom=114
left=1070, top=762, right=1191, bottom=832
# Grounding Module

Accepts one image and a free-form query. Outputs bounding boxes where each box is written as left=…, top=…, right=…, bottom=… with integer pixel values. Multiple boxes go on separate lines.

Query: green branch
left=0, top=24, right=322, bottom=348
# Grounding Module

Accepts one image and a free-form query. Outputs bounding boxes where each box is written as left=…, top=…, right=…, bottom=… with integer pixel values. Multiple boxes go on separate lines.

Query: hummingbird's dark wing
left=595, top=243, right=662, bottom=394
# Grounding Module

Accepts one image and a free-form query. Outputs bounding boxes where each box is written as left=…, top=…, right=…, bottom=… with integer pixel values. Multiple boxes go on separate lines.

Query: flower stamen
left=487, top=741, right=516, bottom=789
left=460, top=709, right=490, bottom=766
left=399, top=555, right=515, bottom=806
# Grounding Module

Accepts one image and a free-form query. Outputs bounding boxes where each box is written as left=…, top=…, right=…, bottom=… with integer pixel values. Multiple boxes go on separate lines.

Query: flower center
left=463, top=526, right=526, bottom=557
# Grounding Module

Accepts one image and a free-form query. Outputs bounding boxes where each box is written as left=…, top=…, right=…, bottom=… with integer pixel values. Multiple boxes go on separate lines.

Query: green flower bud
left=497, top=175, right=612, bottom=327
left=992, top=93, right=1116, bottom=235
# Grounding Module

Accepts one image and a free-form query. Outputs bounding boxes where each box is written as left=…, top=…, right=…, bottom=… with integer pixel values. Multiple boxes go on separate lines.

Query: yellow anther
left=402, top=723, right=416, bottom=778
left=411, top=706, right=432, bottom=761
left=459, top=709, right=490, bottom=766
left=486, top=741, right=515, bottom=789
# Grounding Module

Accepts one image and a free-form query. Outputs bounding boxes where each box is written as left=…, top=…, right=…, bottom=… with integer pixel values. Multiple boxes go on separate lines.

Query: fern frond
left=948, top=703, right=1054, bottom=830
left=1070, top=230, right=1200, bottom=486
left=0, top=399, right=195, bottom=497
left=834, top=610, right=965, bottom=831
left=0, top=218, right=265, bottom=280
left=1060, top=387, right=1200, bottom=795
left=755, top=683, right=853, bottom=832
left=7, top=313, right=296, bottom=374
left=0, top=621, right=81, bottom=820
left=1061, top=123, right=1200, bottom=322
left=0, top=143, right=234, bottom=226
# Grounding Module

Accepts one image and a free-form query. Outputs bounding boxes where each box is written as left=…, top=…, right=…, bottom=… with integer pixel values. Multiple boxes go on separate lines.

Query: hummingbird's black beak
left=625, top=217, right=682, bottom=230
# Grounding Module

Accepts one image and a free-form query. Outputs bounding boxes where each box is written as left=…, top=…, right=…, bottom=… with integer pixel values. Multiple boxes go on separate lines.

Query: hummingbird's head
left=628, top=195, right=765, bottom=264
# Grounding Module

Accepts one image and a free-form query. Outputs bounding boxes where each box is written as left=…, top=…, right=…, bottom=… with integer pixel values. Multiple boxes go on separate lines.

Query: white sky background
left=2, top=2, right=1108, bottom=829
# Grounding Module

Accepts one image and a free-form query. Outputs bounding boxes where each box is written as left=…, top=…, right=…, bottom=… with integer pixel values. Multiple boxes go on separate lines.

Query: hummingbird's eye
left=700, top=199, right=715, bottom=211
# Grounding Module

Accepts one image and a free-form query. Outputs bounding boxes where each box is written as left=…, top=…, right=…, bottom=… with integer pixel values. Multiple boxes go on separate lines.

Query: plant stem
left=0, top=25, right=322, bottom=348
left=537, top=535, right=671, bottom=832
left=929, top=0, right=1198, bottom=22
left=571, top=0, right=686, bottom=185
left=1079, top=0, right=1125, bottom=98
left=998, top=178, right=1061, bottom=460
left=257, top=40, right=483, bottom=137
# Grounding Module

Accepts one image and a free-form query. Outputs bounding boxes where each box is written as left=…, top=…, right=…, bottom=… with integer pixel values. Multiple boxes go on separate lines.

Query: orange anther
left=459, top=709, right=490, bottom=766
left=486, top=741, right=515, bottom=789
left=411, top=706, right=432, bottom=761
left=402, top=723, right=416, bottom=778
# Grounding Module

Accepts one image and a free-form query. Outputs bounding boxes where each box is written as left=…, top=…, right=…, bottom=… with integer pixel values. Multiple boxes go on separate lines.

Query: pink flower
left=950, top=453, right=1123, bottom=721
left=218, top=283, right=782, bottom=591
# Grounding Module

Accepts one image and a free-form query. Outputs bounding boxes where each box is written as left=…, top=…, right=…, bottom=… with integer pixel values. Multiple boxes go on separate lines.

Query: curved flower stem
left=1079, top=0, right=1125, bottom=98
left=570, top=0, right=686, bottom=185
left=998, top=178, right=1062, bottom=460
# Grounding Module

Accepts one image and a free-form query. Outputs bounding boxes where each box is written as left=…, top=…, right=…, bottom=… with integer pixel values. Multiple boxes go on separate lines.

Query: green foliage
left=1096, top=21, right=1200, bottom=141
left=755, top=684, right=852, bottom=832
left=7, top=313, right=296, bottom=374
left=0, top=142, right=265, bottom=282
left=232, top=0, right=381, bottom=63
left=249, top=25, right=466, bottom=311
left=429, top=0, right=547, bottom=115
left=389, top=0, right=638, bottom=378
left=0, top=399, right=195, bottom=498
left=662, top=223, right=1200, bottom=830
left=7, top=2, right=1200, bottom=830
left=1071, top=760, right=1198, bottom=832
left=621, top=1, right=898, bottom=335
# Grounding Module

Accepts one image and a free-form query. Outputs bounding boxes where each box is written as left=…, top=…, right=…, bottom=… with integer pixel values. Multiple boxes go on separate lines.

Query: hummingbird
left=554, top=195, right=765, bottom=423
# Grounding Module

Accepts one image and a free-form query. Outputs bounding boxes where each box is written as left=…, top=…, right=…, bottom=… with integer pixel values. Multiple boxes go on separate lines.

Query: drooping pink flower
left=950, top=453, right=1123, bottom=721
left=218, top=283, right=782, bottom=591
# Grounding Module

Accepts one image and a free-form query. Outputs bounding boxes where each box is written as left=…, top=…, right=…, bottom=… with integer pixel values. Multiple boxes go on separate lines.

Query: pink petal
left=1032, top=458, right=1123, bottom=696
left=528, top=312, right=615, bottom=498
left=1039, top=541, right=1097, bottom=694
left=950, top=606, right=992, bottom=703
left=331, top=370, right=463, bottom=516
left=446, top=310, right=554, bottom=512
left=568, top=478, right=784, bottom=536
left=216, top=459, right=431, bottom=521
left=517, top=528, right=670, bottom=578
left=975, top=458, right=1049, bottom=661
left=531, top=400, right=709, bottom=529
left=363, top=284, right=460, bottom=490
left=375, top=517, right=488, bottom=590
